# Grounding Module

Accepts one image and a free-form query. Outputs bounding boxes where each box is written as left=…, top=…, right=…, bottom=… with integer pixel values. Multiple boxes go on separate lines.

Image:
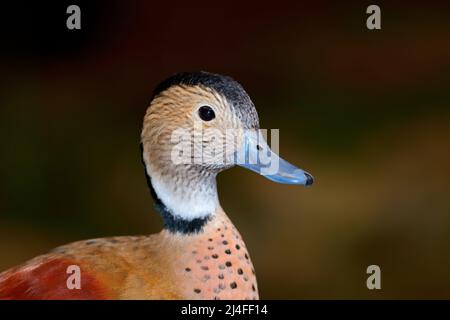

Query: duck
left=0, top=71, right=313, bottom=300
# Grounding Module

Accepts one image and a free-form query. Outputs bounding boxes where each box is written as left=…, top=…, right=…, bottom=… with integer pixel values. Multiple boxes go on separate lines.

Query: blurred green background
left=1, top=1, right=450, bottom=299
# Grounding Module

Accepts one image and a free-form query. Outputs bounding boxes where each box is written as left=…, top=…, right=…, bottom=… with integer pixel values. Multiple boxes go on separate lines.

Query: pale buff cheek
left=177, top=220, right=259, bottom=300
left=142, top=96, right=242, bottom=170
left=143, top=85, right=240, bottom=139
left=141, top=86, right=258, bottom=299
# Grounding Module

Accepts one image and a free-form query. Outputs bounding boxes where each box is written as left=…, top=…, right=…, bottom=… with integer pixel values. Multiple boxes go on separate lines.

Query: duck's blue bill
left=236, top=131, right=314, bottom=186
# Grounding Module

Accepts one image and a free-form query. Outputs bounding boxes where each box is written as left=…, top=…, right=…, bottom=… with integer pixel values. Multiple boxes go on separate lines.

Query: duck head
left=141, top=71, right=313, bottom=233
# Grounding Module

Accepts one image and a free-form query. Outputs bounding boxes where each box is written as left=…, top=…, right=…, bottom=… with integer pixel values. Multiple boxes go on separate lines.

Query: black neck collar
left=140, top=143, right=211, bottom=234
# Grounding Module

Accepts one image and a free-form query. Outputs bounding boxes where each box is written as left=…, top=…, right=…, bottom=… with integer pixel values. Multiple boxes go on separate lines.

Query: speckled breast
left=174, top=215, right=259, bottom=300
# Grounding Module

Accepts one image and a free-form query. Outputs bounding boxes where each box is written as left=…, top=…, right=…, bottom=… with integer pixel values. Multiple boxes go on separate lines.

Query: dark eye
left=198, top=106, right=216, bottom=121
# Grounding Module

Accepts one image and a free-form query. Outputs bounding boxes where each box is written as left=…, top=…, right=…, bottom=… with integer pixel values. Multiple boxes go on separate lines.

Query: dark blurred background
left=1, top=1, right=449, bottom=299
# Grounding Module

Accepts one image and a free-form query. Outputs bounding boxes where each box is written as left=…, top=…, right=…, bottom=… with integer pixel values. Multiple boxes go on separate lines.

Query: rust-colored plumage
left=0, top=258, right=107, bottom=299
left=0, top=71, right=312, bottom=300
left=0, top=210, right=257, bottom=299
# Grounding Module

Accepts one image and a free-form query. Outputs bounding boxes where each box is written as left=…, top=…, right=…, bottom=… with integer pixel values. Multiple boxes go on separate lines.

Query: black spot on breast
left=225, top=261, right=232, bottom=267
left=194, top=288, right=201, bottom=294
left=237, top=268, right=243, bottom=275
left=208, top=246, right=214, bottom=250
left=235, top=244, right=240, bottom=250
left=225, top=249, right=231, bottom=255
left=252, top=284, right=256, bottom=291
left=212, top=254, right=219, bottom=259
left=218, top=273, right=224, bottom=279
left=201, top=266, right=209, bottom=271
left=185, top=267, right=191, bottom=272
left=230, top=282, right=237, bottom=289
left=222, top=240, right=228, bottom=245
